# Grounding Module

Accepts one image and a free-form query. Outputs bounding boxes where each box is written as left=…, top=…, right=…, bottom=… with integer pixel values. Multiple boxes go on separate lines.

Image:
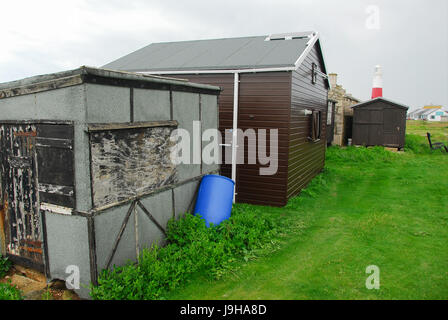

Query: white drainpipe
left=231, top=72, right=239, bottom=203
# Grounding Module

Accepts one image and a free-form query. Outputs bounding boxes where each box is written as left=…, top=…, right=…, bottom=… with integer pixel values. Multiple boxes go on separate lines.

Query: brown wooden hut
left=352, top=97, right=408, bottom=149
left=104, top=32, right=330, bottom=207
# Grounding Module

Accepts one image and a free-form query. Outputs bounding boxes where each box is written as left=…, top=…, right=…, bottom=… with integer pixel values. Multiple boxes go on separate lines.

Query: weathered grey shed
left=0, top=67, right=220, bottom=298
left=351, top=97, right=408, bottom=149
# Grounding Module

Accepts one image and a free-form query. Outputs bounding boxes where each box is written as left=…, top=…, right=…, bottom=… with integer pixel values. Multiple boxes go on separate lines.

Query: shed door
left=0, top=124, right=43, bottom=270
left=367, top=110, right=383, bottom=146
left=0, top=123, right=75, bottom=272
left=383, top=108, right=402, bottom=147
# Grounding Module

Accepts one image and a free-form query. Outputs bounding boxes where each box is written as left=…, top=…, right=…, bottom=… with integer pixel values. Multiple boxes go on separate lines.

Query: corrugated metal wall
left=287, top=45, right=328, bottom=199
left=170, top=73, right=290, bottom=206
left=237, top=72, right=290, bottom=206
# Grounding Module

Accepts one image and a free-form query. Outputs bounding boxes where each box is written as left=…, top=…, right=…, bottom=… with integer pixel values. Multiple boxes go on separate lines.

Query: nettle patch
left=90, top=206, right=282, bottom=300
left=0, top=255, right=12, bottom=278
left=0, top=282, right=23, bottom=300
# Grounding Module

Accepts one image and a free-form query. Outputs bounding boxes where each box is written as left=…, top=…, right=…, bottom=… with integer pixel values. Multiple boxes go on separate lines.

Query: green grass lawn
left=165, top=141, right=448, bottom=299
left=407, top=120, right=448, bottom=141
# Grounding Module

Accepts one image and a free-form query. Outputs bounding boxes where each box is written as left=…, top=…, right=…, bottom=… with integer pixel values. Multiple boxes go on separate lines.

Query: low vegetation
left=406, top=120, right=448, bottom=140
left=0, top=255, right=12, bottom=278
left=90, top=122, right=447, bottom=300
left=163, top=142, right=447, bottom=300
left=0, top=282, right=23, bottom=300
left=91, top=207, right=290, bottom=300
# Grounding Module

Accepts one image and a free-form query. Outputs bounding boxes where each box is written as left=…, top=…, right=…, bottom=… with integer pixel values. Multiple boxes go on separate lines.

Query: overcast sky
left=1, top=0, right=446, bottom=110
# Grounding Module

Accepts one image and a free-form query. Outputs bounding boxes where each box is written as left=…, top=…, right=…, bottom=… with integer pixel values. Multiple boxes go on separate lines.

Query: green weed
left=91, top=208, right=281, bottom=300
left=0, top=255, right=12, bottom=278
left=0, top=282, right=23, bottom=300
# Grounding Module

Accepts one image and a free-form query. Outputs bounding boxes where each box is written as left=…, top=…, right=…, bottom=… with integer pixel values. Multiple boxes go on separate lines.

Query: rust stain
left=14, top=131, right=37, bottom=137
left=20, top=239, right=41, bottom=248
left=19, top=246, right=42, bottom=254
left=0, top=199, right=7, bottom=255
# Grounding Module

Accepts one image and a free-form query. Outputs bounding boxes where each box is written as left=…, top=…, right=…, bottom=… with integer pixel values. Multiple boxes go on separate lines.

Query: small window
left=309, top=110, right=322, bottom=142
left=311, top=63, right=318, bottom=84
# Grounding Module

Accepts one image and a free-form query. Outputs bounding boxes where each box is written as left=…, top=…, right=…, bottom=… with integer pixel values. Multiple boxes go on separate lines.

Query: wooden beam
left=87, top=120, right=178, bottom=132
left=0, top=75, right=83, bottom=99
left=105, top=201, right=136, bottom=270
left=136, top=200, right=166, bottom=236
left=87, top=215, right=98, bottom=286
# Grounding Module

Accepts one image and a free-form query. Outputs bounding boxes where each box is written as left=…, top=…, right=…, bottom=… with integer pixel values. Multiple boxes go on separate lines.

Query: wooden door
left=0, top=124, right=43, bottom=270
left=0, top=122, right=75, bottom=272
left=383, top=108, right=404, bottom=147
left=367, top=110, right=383, bottom=146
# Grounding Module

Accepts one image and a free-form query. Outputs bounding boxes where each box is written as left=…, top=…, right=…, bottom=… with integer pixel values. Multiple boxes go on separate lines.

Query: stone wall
left=328, top=73, right=361, bottom=146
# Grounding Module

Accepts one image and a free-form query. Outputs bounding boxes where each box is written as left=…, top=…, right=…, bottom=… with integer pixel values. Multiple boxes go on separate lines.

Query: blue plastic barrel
left=194, top=175, right=235, bottom=227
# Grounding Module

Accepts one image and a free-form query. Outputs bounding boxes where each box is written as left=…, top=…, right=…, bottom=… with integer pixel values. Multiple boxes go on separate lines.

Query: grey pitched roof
left=103, top=33, right=315, bottom=72
left=351, top=97, right=409, bottom=110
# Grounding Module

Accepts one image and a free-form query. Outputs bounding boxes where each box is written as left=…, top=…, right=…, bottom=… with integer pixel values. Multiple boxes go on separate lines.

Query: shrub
left=91, top=208, right=280, bottom=300
left=0, top=256, right=12, bottom=278
left=0, top=282, right=23, bottom=300
left=404, top=134, right=443, bottom=155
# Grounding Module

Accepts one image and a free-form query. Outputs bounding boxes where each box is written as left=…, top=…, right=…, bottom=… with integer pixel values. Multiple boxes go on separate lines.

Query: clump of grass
left=0, top=255, right=12, bottom=278
left=405, top=134, right=444, bottom=155
left=326, top=145, right=398, bottom=163
left=286, top=167, right=333, bottom=209
left=41, top=288, right=53, bottom=300
left=90, top=207, right=281, bottom=300
left=0, top=282, right=23, bottom=300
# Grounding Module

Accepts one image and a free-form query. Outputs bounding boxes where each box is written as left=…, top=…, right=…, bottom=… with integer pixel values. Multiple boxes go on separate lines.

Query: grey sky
left=1, top=0, right=446, bottom=110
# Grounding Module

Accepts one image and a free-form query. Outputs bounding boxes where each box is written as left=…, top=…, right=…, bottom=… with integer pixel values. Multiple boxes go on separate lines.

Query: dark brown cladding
left=352, top=99, right=407, bottom=149
left=288, top=44, right=328, bottom=199
left=162, top=43, right=328, bottom=207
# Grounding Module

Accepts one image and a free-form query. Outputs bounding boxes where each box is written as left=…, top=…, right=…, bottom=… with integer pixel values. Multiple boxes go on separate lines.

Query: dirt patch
left=1, top=264, right=81, bottom=300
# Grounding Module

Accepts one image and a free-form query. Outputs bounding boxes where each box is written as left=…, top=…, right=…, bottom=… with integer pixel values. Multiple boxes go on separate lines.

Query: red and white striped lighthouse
left=371, top=65, right=383, bottom=99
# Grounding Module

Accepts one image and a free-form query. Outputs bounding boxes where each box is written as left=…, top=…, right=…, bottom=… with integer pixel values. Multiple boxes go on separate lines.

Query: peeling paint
left=0, top=124, right=43, bottom=265
left=40, top=202, right=73, bottom=215
left=90, top=126, right=177, bottom=207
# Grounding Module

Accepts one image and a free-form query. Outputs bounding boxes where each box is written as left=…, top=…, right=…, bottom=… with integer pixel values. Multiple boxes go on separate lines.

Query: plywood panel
left=90, top=126, right=177, bottom=208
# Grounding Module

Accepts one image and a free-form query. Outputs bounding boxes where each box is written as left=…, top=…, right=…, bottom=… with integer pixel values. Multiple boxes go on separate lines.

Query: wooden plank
left=36, top=137, right=73, bottom=149
left=36, top=147, right=74, bottom=186
left=38, top=183, right=74, bottom=197
left=35, top=124, right=75, bottom=209
left=90, top=126, right=177, bottom=208
left=0, top=75, right=83, bottom=99
left=87, top=120, right=178, bottom=132
left=105, top=201, right=136, bottom=270
left=0, top=123, right=45, bottom=269
left=7, top=156, right=32, bottom=169
left=87, top=215, right=98, bottom=286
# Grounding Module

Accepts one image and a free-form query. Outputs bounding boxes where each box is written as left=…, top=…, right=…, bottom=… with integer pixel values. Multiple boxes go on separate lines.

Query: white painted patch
left=40, top=202, right=72, bottom=215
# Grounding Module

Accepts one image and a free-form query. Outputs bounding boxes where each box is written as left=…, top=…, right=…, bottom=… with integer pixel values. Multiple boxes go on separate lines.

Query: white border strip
left=40, top=202, right=73, bottom=215
left=231, top=72, right=239, bottom=203
left=137, top=66, right=295, bottom=75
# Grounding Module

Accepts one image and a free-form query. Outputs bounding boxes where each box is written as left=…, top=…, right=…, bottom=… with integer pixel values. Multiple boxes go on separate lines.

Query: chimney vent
left=329, top=73, right=338, bottom=88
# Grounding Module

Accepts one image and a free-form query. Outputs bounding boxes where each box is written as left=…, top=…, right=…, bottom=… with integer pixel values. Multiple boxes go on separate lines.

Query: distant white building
left=407, top=106, right=448, bottom=122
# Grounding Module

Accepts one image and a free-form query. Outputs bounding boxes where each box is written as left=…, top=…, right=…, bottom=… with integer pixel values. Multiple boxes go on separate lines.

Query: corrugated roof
left=409, top=107, right=447, bottom=118
left=351, top=97, right=409, bottom=110
left=103, top=33, right=314, bottom=72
